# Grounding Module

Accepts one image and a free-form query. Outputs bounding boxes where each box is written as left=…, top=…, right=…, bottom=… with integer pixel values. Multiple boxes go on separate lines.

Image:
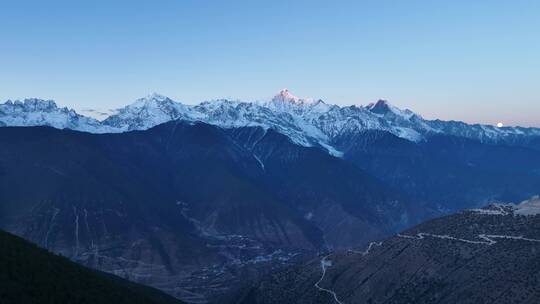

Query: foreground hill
left=0, top=229, right=184, bottom=304
left=236, top=197, right=540, bottom=304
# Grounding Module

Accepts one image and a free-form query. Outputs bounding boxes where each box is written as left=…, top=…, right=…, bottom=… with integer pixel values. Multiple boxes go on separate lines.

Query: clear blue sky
left=1, top=0, right=539, bottom=126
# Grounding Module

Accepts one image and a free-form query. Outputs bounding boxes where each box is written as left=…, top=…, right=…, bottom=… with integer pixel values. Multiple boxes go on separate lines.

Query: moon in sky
left=497, top=122, right=504, bottom=128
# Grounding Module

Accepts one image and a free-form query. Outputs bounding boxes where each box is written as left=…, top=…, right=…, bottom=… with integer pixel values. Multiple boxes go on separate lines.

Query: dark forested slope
left=0, top=229, right=184, bottom=304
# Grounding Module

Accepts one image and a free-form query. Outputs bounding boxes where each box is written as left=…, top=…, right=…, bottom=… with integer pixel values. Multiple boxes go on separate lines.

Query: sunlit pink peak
left=278, top=88, right=297, bottom=98
left=272, top=88, right=314, bottom=104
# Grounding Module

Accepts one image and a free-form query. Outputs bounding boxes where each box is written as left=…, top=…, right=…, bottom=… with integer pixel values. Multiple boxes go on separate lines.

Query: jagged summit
left=366, top=99, right=391, bottom=114
left=271, top=89, right=315, bottom=104
left=366, top=99, right=419, bottom=122
left=0, top=97, right=104, bottom=132
left=4, top=98, right=60, bottom=112
left=273, top=88, right=299, bottom=103
left=128, top=93, right=175, bottom=108
left=142, top=92, right=170, bottom=101
left=102, top=93, right=192, bottom=131
left=147, top=92, right=168, bottom=100
left=2, top=90, right=540, bottom=156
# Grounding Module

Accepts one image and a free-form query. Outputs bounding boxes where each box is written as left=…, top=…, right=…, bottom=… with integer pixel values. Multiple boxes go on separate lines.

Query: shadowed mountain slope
left=0, top=229, right=185, bottom=304
left=0, top=122, right=414, bottom=302
left=335, top=130, right=540, bottom=212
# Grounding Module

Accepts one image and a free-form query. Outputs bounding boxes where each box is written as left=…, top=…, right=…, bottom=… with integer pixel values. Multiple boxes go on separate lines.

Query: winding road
left=314, top=254, right=345, bottom=304
left=314, top=242, right=382, bottom=304
left=315, top=231, right=540, bottom=304
left=397, top=232, right=540, bottom=245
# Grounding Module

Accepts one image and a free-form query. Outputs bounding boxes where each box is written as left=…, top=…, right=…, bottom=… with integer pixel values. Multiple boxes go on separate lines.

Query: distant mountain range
left=236, top=197, right=540, bottom=304
left=2, top=89, right=539, bottom=157
left=2, top=89, right=539, bottom=212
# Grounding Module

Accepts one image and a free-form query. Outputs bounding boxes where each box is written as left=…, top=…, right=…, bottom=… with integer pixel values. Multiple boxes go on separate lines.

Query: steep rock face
left=237, top=200, right=540, bottom=304
left=0, top=123, right=415, bottom=303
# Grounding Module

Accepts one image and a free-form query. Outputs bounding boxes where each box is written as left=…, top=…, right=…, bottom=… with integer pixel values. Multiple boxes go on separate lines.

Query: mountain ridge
left=2, top=90, right=539, bottom=158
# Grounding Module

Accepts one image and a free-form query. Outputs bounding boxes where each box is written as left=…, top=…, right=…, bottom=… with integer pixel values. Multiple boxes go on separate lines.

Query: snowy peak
left=273, top=89, right=300, bottom=103
left=367, top=99, right=405, bottom=116
left=0, top=98, right=104, bottom=132
left=271, top=89, right=315, bottom=105
left=366, top=99, right=418, bottom=121
left=367, top=99, right=392, bottom=114
left=4, top=98, right=62, bottom=113
left=102, top=93, right=192, bottom=131
left=265, top=89, right=321, bottom=115
left=2, top=90, right=540, bottom=157
left=136, top=92, right=170, bottom=103
left=114, top=93, right=190, bottom=117
left=127, top=93, right=177, bottom=110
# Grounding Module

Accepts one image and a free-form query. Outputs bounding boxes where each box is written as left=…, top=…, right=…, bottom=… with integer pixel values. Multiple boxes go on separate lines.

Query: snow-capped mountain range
left=1, top=89, right=539, bottom=156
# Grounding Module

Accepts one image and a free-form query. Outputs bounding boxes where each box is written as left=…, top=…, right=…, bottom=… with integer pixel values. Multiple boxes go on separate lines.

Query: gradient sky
left=1, top=0, right=539, bottom=126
